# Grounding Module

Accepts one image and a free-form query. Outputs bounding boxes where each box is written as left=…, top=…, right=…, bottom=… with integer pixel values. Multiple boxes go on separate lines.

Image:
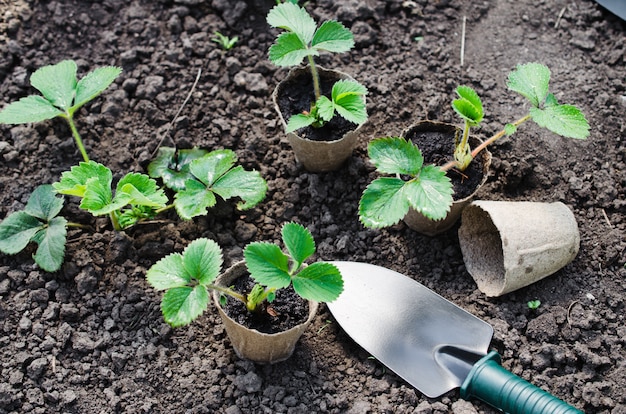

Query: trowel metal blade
left=327, top=261, right=493, bottom=398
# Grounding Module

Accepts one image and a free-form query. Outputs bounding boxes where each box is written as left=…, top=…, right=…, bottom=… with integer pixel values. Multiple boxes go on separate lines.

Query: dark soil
left=222, top=273, right=309, bottom=334
left=1, top=0, right=625, bottom=413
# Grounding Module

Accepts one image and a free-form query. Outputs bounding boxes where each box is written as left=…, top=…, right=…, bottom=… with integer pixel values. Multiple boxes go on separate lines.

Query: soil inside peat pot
left=222, top=273, right=310, bottom=333
left=404, top=126, right=488, bottom=200
left=276, top=68, right=358, bottom=142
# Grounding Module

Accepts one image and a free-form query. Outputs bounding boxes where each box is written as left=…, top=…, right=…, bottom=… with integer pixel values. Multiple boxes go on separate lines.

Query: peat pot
left=212, top=261, right=319, bottom=364
left=458, top=200, right=580, bottom=297
left=272, top=66, right=366, bottom=172
left=401, top=121, right=492, bottom=236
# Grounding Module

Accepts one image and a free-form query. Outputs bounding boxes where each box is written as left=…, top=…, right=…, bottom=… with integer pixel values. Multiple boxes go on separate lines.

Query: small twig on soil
left=151, top=67, right=202, bottom=158
left=460, top=15, right=466, bottom=67
left=554, top=7, right=566, bottom=29
left=601, top=208, right=613, bottom=228
left=566, top=300, right=579, bottom=327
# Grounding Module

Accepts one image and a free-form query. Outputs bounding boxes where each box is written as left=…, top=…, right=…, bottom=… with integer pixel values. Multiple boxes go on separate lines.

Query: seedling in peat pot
left=146, top=222, right=343, bottom=327
left=0, top=185, right=68, bottom=272
left=359, top=62, right=590, bottom=228
left=0, top=60, right=121, bottom=162
left=267, top=2, right=368, bottom=132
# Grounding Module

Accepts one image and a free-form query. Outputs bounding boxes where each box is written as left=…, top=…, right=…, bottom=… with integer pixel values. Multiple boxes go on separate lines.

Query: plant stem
left=66, top=115, right=90, bottom=163
left=66, top=222, right=92, bottom=230
left=209, top=284, right=248, bottom=304
left=109, top=212, right=122, bottom=231
left=155, top=204, right=174, bottom=214
left=441, top=114, right=532, bottom=172
left=307, top=55, right=321, bottom=101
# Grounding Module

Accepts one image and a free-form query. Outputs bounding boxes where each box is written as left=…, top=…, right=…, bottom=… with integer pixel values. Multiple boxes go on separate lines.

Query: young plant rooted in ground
left=53, top=161, right=168, bottom=231
left=148, top=148, right=267, bottom=220
left=359, top=62, right=590, bottom=229
left=267, top=2, right=368, bottom=132
left=0, top=185, right=68, bottom=272
left=0, top=60, right=121, bottom=162
left=146, top=222, right=343, bottom=327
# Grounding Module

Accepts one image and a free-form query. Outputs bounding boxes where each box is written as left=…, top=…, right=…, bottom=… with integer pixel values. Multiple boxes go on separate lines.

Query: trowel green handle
left=460, top=352, right=583, bottom=414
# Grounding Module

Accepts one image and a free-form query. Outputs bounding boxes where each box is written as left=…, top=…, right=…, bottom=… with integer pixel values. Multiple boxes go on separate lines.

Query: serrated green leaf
left=117, top=206, right=158, bottom=229
left=73, top=66, right=122, bottom=110
left=311, top=20, right=354, bottom=53
left=161, top=285, right=209, bottom=327
left=368, top=137, right=423, bottom=176
left=80, top=176, right=116, bottom=215
left=24, top=184, right=64, bottom=221
left=358, top=177, right=409, bottom=228
left=148, top=147, right=208, bottom=191
left=146, top=253, right=189, bottom=290
left=32, top=216, right=67, bottom=272
left=212, top=167, right=267, bottom=210
left=506, top=62, right=551, bottom=107
left=282, top=222, right=315, bottom=267
left=189, top=149, right=237, bottom=187
left=115, top=173, right=168, bottom=208
left=53, top=161, right=112, bottom=197
left=452, top=85, right=483, bottom=125
left=332, top=79, right=368, bottom=101
left=316, top=95, right=335, bottom=122
left=173, top=180, right=217, bottom=220
left=286, top=113, right=316, bottom=132
left=0, top=95, right=63, bottom=124
left=267, top=2, right=316, bottom=45
left=292, top=262, right=343, bottom=302
left=244, top=242, right=291, bottom=289
left=182, top=238, right=223, bottom=285
left=0, top=211, right=43, bottom=254
left=29, top=60, right=77, bottom=111
left=269, top=32, right=317, bottom=67
left=332, top=79, right=367, bottom=125
left=404, top=165, right=452, bottom=221
left=529, top=104, right=590, bottom=139
left=545, top=93, right=558, bottom=107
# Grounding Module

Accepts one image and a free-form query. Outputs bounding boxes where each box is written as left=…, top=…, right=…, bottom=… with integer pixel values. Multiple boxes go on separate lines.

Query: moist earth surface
left=0, top=0, right=625, bottom=413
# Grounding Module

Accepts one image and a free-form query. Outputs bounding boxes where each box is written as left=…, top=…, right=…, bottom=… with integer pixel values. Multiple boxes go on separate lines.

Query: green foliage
left=211, top=31, right=239, bottom=50
left=286, top=79, right=368, bottom=132
left=172, top=149, right=267, bottom=220
left=0, top=185, right=67, bottom=272
left=244, top=222, right=343, bottom=303
left=451, top=85, right=484, bottom=170
left=267, top=3, right=354, bottom=67
left=527, top=300, right=541, bottom=310
left=507, top=63, right=589, bottom=139
left=146, top=238, right=223, bottom=327
left=267, top=2, right=368, bottom=131
left=53, top=161, right=167, bottom=230
left=359, top=137, right=453, bottom=228
left=452, top=85, right=484, bottom=126
left=146, top=222, right=343, bottom=328
left=0, top=60, right=121, bottom=162
left=147, top=147, right=209, bottom=191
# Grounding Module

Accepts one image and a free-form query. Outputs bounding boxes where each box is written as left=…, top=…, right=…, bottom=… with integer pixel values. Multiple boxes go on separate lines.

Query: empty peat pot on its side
left=272, top=66, right=366, bottom=172
left=212, top=261, right=319, bottom=364
left=458, top=200, right=580, bottom=297
left=402, top=121, right=492, bottom=236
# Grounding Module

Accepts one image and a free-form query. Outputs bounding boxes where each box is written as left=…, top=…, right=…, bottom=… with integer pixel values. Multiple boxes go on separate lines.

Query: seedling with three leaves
left=146, top=222, right=343, bottom=327
left=267, top=2, right=368, bottom=132
left=359, top=62, right=590, bottom=229
left=0, top=60, right=121, bottom=162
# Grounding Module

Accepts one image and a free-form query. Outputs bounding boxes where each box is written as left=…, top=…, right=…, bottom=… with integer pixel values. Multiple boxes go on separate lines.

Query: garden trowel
left=327, top=261, right=583, bottom=414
